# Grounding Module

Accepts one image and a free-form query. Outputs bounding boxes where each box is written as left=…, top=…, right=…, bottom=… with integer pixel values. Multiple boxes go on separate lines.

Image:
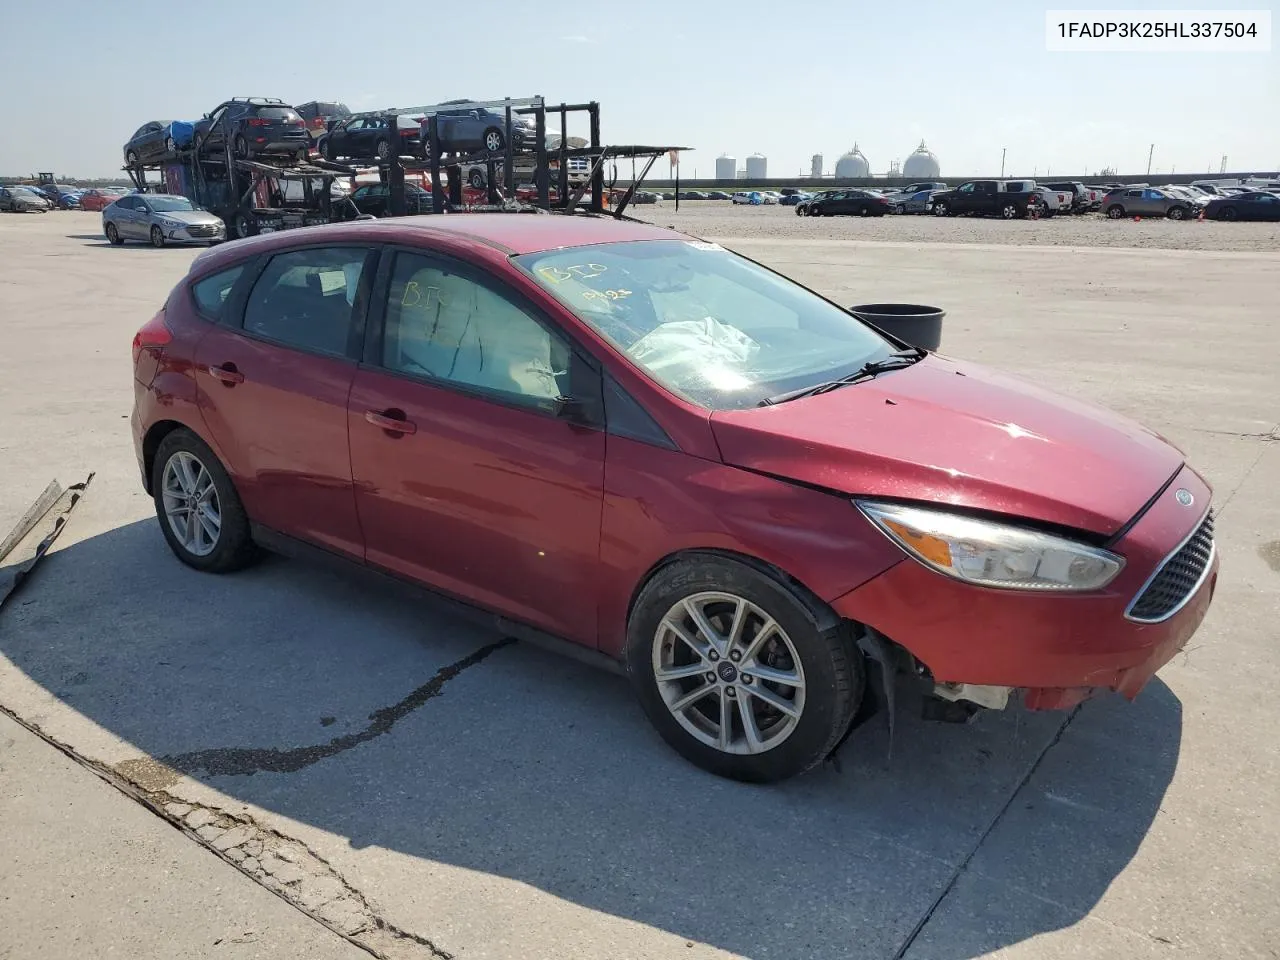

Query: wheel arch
left=624, top=548, right=843, bottom=638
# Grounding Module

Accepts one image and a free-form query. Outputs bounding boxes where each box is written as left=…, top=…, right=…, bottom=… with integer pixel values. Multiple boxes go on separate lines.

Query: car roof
left=190, top=214, right=685, bottom=275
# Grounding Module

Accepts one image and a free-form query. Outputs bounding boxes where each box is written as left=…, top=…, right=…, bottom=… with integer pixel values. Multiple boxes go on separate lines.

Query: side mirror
left=554, top=396, right=591, bottom=423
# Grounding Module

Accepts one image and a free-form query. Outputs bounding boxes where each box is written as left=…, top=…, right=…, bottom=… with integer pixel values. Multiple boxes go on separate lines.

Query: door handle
left=207, top=363, right=244, bottom=385
left=365, top=409, right=416, bottom=435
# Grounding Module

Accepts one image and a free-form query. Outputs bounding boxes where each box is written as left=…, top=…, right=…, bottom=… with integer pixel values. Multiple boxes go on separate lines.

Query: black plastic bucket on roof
left=849, top=303, right=945, bottom=352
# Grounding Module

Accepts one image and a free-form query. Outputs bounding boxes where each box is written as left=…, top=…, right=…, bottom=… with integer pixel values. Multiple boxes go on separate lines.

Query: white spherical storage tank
left=745, top=154, right=767, bottom=179
left=715, top=155, right=737, bottom=180
left=834, top=144, right=870, bottom=178
left=903, top=140, right=941, bottom=179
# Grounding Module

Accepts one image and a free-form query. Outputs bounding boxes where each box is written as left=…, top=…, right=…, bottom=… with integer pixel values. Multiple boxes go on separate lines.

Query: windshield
left=515, top=240, right=895, bottom=410
left=146, top=197, right=196, bottom=212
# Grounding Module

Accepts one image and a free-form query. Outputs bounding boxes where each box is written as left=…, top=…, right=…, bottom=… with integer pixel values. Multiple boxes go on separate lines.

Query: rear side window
left=191, top=265, right=245, bottom=320
left=242, top=247, right=369, bottom=357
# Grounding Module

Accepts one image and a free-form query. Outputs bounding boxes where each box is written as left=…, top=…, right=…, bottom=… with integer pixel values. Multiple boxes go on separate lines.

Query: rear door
left=193, top=244, right=376, bottom=558
left=973, top=181, right=999, bottom=214
left=347, top=247, right=607, bottom=643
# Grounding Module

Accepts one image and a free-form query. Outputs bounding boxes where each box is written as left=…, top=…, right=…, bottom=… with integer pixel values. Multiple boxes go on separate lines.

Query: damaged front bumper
left=834, top=466, right=1218, bottom=712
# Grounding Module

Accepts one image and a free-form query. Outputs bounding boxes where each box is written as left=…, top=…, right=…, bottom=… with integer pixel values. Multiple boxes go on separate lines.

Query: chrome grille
left=1126, top=511, right=1214, bottom=623
left=186, top=223, right=220, bottom=237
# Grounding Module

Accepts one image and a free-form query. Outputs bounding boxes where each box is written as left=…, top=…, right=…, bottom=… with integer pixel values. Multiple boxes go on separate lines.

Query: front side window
left=516, top=240, right=895, bottom=410
left=958, top=183, right=974, bottom=193
left=191, top=266, right=245, bottom=320
left=242, top=247, right=369, bottom=356
left=381, top=253, right=567, bottom=406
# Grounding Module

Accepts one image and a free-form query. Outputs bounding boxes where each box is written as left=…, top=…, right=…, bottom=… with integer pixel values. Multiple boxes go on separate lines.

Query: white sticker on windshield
left=685, top=241, right=723, bottom=252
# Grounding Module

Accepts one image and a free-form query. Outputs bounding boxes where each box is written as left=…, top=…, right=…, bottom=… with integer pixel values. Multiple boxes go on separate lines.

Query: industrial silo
left=834, top=144, right=870, bottom=179
left=715, top=155, right=737, bottom=180
left=903, top=140, right=941, bottom=179
left=810, top=154, right=823, bottom=178
left=745, top=153, right=767, bottom=179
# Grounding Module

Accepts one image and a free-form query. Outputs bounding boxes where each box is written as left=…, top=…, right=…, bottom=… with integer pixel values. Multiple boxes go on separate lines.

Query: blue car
left=779, top=192, right=813, bottom=206
left=37, top=184, right=82, bottom=209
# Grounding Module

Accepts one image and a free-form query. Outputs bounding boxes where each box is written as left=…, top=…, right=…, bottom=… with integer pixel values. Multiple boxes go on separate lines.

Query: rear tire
left=375, top=139, right=391, bottom=161
left=234, top=134, right=249, bottom=158
left=626, top=556, right=864, bottom=783
left=151, top=429, right=257, bottom=574
left=1167, top=206, right=1186, bottom=221
left=105, top=223, right=123, bottom=246
left=469, top=169, right=485, bottom=189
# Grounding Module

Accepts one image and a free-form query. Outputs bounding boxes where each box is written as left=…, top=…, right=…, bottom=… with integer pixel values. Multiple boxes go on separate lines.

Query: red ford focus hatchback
left=131, top=215, right=1217, bottom=782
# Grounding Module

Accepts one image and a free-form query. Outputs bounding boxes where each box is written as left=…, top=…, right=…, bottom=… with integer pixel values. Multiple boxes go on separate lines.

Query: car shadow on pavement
left=0, top=518, right=1183, bottom=960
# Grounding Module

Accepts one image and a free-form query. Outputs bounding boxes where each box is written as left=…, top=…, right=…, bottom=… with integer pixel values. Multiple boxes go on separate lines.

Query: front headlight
left=856, top=501, right=1124, bottom=592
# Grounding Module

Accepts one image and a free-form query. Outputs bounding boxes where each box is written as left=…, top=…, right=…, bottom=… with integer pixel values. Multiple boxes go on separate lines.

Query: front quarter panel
left=596, top=435, right=904, bottom=656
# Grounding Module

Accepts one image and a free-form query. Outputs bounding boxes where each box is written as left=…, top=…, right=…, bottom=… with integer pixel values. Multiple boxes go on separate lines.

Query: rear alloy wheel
left=105, top=223, right=123, bottom=245
left=375, top=139, right=391, bottom=161
left=627, top=556, right=863, bottom=782
left=1001, top=203, right=1018, bottom=219
left=1167, top=205, right=1186, bottom=221
left=152, top=430, right=256, bottom=573
left=150, top=225, right=165, bottom=248
left=234, top=134, right=249, bottom=158
left=126, top=150, right=139, bottom=165
left=1106, top=205, right=1125, bottom=219
left=320, top=138, right=335, bottom=161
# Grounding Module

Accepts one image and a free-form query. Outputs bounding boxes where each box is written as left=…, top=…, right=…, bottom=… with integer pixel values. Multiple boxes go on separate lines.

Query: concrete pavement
left=1, top=211, right=1277, bottom=958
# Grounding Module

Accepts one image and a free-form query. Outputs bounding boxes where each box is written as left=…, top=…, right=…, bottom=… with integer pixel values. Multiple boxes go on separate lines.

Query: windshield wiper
left=757, top=348, right=925, bottom=407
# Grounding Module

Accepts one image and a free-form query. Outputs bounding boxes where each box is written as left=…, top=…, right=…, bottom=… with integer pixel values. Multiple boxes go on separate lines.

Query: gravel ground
left=631, top=200, right=1280, bottom=252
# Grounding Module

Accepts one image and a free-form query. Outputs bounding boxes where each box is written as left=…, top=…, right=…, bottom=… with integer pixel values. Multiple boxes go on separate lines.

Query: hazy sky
left=1, top=0, right=1275, bottom=179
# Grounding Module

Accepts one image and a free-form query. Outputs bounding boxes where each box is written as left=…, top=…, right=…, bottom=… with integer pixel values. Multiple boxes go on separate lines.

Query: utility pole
left=1000, top=148, right=1006, bottom=177
left=1147, top=143, right=1155, bottom=176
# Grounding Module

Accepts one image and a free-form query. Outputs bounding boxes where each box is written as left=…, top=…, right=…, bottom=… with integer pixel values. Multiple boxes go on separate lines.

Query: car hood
left=153, top=210, right=219, bottom=225
left=710, top=355, right=1184, bottom=536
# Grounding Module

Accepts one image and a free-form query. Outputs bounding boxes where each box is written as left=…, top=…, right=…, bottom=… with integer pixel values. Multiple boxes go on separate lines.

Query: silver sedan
left=102, top=194, right=226, bottom=247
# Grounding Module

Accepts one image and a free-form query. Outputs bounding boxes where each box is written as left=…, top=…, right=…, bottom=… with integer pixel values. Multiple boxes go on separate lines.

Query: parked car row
left=0, top=181, right=131, bottom=212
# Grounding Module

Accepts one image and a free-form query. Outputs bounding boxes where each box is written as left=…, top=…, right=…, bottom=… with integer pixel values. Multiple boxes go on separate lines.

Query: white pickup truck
left=1003, top=180, right=1070, bottom=217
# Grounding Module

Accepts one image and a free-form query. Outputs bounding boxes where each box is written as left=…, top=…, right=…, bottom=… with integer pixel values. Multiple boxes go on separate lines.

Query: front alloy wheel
left=627, top=557, right=863, bottom=782
left=654, top=593, right=806, bottom=755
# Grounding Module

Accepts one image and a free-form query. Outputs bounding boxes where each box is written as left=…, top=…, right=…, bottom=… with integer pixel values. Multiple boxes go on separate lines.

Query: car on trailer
left=194, top=98, right=310, bottom=161
left=420, top=100, right=537, bottom=155
left=296, top=100, right=351, bottom=143
left=319, top=114, right=425, bottom=162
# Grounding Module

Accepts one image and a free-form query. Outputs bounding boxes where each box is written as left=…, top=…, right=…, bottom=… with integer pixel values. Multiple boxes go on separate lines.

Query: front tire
left=1001, top=203, right=1017, bottom=219
left=152, top=429, right=256, bottom=573
left=933, top=200, right=950, bottom=216
left=483, top=128, right=505, bottom=152
left=150, top=225, right=165, bottom=248
left=375, top=139, right=391, bottom=161
left=626, top=556, right=864, bottom=783
left=1107, top=204, right=1125, bottom=219
left=1220, top=205, right=1238, bottom=221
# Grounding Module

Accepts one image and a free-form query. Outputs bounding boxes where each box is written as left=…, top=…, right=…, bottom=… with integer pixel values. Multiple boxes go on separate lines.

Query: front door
left=193, top=244, right=377, bottom=558
left=349, top=248, right=606, bottom=644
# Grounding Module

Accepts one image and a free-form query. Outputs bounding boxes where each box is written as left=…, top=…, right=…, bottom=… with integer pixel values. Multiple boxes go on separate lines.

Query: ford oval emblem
left=1175, top=488, right=1194, bottom=507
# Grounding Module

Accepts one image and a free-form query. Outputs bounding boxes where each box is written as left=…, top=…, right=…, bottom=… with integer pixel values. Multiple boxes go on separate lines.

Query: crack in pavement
left=0, top=637, right=519, bottom=959
left=160, top=638, right=515, bottom=779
